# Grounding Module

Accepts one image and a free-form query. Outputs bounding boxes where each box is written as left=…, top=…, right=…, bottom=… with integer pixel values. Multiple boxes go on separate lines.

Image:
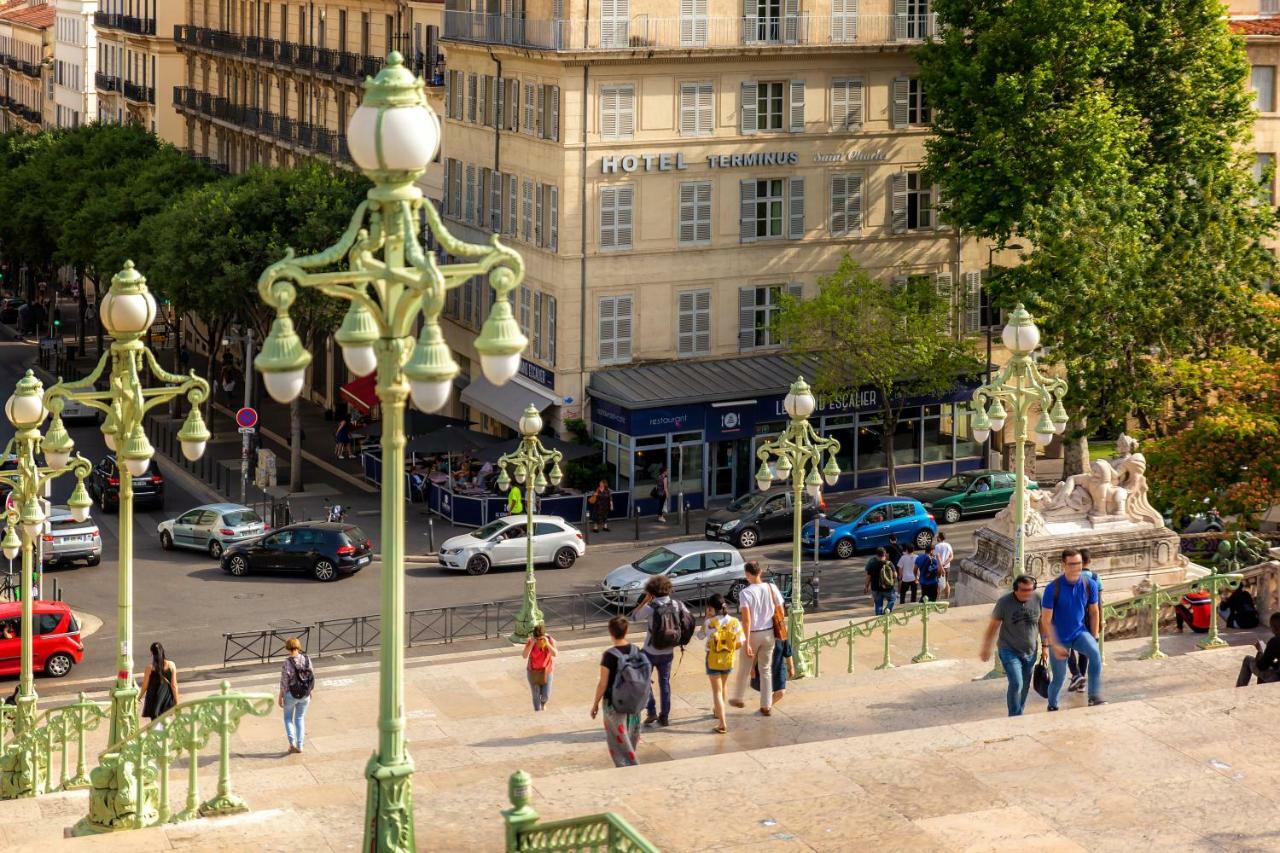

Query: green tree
left=776, top=256, right=983, bottom=494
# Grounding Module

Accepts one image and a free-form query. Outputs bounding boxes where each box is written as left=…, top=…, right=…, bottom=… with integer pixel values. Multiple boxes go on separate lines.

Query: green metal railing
left=0, top=693, right=110, bottom=798
left=796, top=601, right=949, bottom=677
left=1100, top=572, right=1244, bottom=663
left=502, top=770, right=659, bottom=852
left=74, top=681, right=273, bottom=835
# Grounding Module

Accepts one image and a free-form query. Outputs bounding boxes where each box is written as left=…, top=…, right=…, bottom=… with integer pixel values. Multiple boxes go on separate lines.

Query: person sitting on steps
left=1236, top=612, right=1280, bottom=687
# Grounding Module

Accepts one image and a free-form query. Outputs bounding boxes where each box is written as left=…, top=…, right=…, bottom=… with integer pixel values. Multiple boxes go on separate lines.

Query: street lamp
left=0, top=370, right=93, bottom=797
left=42, top=261, right=212, bottom=772
left=970, top=304, right=1067, bottom=579
left=497, top=404, right=563, bottom=643
left=253, top=52, right=525, bottom=853
left=754, top=376, right=840, bottom=679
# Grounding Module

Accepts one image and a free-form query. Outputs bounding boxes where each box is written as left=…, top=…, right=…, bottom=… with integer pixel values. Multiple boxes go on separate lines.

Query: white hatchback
left=438, top=515, right=586, bottom=576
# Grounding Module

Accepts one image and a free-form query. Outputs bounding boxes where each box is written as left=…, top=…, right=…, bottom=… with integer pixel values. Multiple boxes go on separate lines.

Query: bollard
left=811, top=571, right=821, bottom=611
left=683, top=493, right=690, bottom=536
left=633, top=504, right=640, bottom=540
left=426, top=517, right=435, bottom=553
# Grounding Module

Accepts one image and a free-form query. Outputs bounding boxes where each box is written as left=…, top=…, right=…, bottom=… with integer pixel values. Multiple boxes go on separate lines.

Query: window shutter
left=831, top=79, right=862, bottom=130
left=598, top=297, right=616, bottom=362
left=788, top=177, right=805, bottom=239
left=444, top=70, right=452, bottom=115
left=495, top=78, right=505, bottom=128
left=533, top=292, right=543, bottom=356
left=740, top=81, right=757, bottom=133
left=831, top=0, right=857, bottom=42
left=478, top=75, right=488, bottom=128
left=524, top=82, right=535, bottom=133
left=519, top=286, right=531, bottom=336
left=507, top=78, right=518, bottom=130
left=601, top=86, right=617, bottom=138
left=536, top=85, right=546, bottom=137
left=550, top=85, right=561, bottom=141
left=830, top=174, right=847, bottom=235
left=893, top=0, right=908, bottom=40
left=522, top=178, right=533, bottom=241
left=546, top=297, right=557, bottom=364
left=847, top=174, right=863, bottom=232
left=479, top=167, right=491, bottom=225
left=681, top=0, right=707, bottom=44
left=934, top=185, right=950, bottom=231
left=467, top=72, right=477, bottom=123
left=694, top=289, right=711, bottom=354
left=442, top=159, right=452, bottom=215
left=738, top=287, right=756, bottom=350
left=787, top=282, right=803, bottom=301
left=697, top=82, right=713, bottom=134
left=890, top=172, right=907, bottom=233
left=677, top=290, right=695, bottom=356
left=739, top=179, right=757, bottom=243
left=784, top=0, right=800, bottom=42
left=891, top=77, right=909, bottom=128
left=535, top=183, right=544, bottom=247
left=619, top=85, right=633, bottom=137
left=789, top=79, right=805, bottom=132
left=848, top=80, right=864, bottom=128
left=601, top=0, right=629, bottom=47
left=694, top=181, right=711, bottom=243
left=679, top=182, right=697, bottom=244
left=679, top=83, right=696, bottom=135
left=615, top=296, right=633, bottom=360
left=743, top=0, right=756, bottom=42
left=491, top=171, right=503, bottom=231
left=617, top=185, right=634, bottom=249
left=964, top=271, right=982, bottom=333
left=508, top=174, right=518, bottom=236
left=600, top=186, right=616, bottom=249
left=548, top=185, right=559, bottom=251
left=935, top=272, right=954, bottom=335
left=465, top=163, right=476, bottom=222
left=451, top=160, right=463, bottom=217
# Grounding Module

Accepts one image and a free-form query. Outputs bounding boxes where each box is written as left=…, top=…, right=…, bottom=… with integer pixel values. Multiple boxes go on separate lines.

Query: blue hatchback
left=801, top=496, right=937, bottom=560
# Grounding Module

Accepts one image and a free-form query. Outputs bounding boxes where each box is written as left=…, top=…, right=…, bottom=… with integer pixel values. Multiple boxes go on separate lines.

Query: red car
left=0, top=600, right=84, bottom=678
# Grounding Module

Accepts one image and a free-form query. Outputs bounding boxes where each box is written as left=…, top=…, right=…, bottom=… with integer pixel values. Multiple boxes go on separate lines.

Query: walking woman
left=334, top=415, right=353, bottom=460
left=591, top=616, right=644, bottom=767
left=588, top=479, right=613, bottom=533
left=278, top=637, right=315, bottom=753
left=139, top=642, right=180, bottom=723
left=697, top=593, right=745, bottom=734
left=522, top=624, right=558, bottom=711
left=655, top=465, right=670, bottom=523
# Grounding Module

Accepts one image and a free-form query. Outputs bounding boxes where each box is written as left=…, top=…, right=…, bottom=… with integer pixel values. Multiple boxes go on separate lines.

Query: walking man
left=729, top=561, right=783, bottom=716
left=1041, top=548, right=1105, bottom=710
left=897, top=543, right=919, bottom=603
left=863, top=547, right=898, bottom=615
left=980, top=575, right=1046, bottom=716
left=885, top=534, right=904, bottom=570
left=916, top=544, right=942, bottom=602
left=934, top=532, right=954, bottom=596
left=1068, top=549, right=1102, bottom=692
left=632, top=575, right=692, bottom=727
left=1236, top=612, right=1280, bottom=687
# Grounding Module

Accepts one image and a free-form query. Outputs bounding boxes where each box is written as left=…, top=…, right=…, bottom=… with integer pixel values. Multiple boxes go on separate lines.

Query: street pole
left=754, top=377, right=841, bottom=680
left=240, top=328, right=254, bottom=504
left=252, top=53, right=527, bottom=853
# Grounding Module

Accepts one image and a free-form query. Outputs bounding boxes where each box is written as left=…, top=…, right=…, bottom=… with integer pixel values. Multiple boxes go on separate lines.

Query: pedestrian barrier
left=797, top=601, right=949, bottom=678
left=0, top=693, right=110, bottom=799
left=221, top=625, right=311, bottom=665
left=1100, top=571, right=1244, bottom=663
left=501, top=770, right=657, bottom=853
left=75, top=682, right=273, bottom=833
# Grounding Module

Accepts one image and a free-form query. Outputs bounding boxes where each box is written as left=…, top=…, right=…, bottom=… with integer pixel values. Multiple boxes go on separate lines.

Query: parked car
left=0, top=599, right=84, bottom=677
left=904, top=470, right=1038, bottom=524
left=87, top=456, right=165, bottom=512
left=157, top=503, right=268, bottom=559
left=600, top=541, right=745, bottom=608
left=0, top=297, right=24, bottom=324
left=801, top=496, right=937, bottom=559
left=55, top=397, right=99, bottom=426
left=439, top=515, right=585, bottom=576
left=704, top=488, right=819, bottom=549
left=220, top=521, right=372, bottom=581
left=41, top=505, right=101, bottom=569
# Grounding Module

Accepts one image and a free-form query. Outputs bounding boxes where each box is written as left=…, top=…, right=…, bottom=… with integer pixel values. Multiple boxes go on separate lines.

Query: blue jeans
left=998, top=648, right=1035, bottom=717
left=1049, top=632, right=1102, bottom=707
left=527, top=670, right=552, bottom=711
left=644, top=650, right=673, bottom=722
left=873, top=590, right=897, bottom=615
left=283, top=694, right=310, bottom=748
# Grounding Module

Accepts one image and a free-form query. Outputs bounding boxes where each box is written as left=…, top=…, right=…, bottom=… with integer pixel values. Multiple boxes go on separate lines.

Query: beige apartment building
left=0, top=0, right=54, bottom=133
left=92, top=0, right=181, bottom=136
left=53, top=0, right=96, bottom=128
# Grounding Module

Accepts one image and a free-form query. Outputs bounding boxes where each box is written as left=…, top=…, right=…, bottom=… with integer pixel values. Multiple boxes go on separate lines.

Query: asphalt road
left=0, top=340, right=987, bottom=695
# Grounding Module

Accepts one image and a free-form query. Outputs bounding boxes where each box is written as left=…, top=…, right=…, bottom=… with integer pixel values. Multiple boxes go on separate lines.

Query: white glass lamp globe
left=180, top=440, right=206, bottom=462
left=348, top=101, right=440, bottom=173
left=71, top=505, right=89, bottom=523
left=103, top=431, right=117, bottom=451
left=1002, top=317, right=1041, bottom=354
left=263, top=369, right=306, bottom=404
left=100, top=288, right=157, bottom=336
left=341, top=344, right=377, bottom=378
left=518, top=408, right=543, bottom=438
left=410, top=378, right=453, bottom=413
left=807, top=483, right=822, bottom=501
left=2, top=534, right=18, bottom=561
left=972, top=427, right=991, bottom=444
left=124, top=455, right=152, bottom=477
left=43, top=448, right=70, bottom=469
left=784, top=388, right=816, bottom=419
left=5, top=391, right=46, bottom=429
left=479, top=351, right=522, bottom=386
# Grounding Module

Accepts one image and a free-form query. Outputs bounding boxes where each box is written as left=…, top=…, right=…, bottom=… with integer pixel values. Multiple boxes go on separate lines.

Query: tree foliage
left=776, top=255, right=983, bottom=494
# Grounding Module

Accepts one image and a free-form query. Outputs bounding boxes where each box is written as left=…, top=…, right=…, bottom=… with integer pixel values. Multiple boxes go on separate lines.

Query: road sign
left=38, top=337, right=61, bottom=351
left=238, top=426, right=256, bottom=435
left=235, top=407, right=258, bottom=429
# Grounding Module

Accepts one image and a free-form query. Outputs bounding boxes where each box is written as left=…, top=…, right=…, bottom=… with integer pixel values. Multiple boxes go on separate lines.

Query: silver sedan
left=157, top=503, right=267, bottom=559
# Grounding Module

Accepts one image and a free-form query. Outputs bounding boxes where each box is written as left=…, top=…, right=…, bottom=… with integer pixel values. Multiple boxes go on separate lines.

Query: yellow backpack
left=706, top=617, right=741, bottom=670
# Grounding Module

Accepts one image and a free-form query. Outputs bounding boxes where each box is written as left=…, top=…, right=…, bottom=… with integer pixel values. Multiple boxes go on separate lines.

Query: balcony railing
left=95, top=71, right=121, bottom=92
left=123, top=81, right=155, bottom=104
left=442, top=10, right=936, bottom=50
left=93, top=11, right=123, bottom=30
left=121, top=15, right=158, bottom=36
left=173, top=25, right=384, bottom=83
left=173, top=85, right=351, bottom=164
left=19, top=60, right=41, bottom=78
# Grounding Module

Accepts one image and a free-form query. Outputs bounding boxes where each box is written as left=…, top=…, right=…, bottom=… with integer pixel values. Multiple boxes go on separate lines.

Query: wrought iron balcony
left=95, top=72, right=122, bottom=92
left=19, top=60, right=42, bottom=79
left=93, top=11, right=123, bottom=30
left=172, top=25, right=383, bottom=84
left=123, top=81, right=155, bottom=104
left=277, top=115, right=295, bottom=142
left=121, top=16, right=157, bottom=36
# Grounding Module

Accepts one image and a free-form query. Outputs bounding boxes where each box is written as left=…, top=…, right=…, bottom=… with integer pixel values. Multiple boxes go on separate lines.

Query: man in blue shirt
left=1040, top=547, right=1105, bottom=710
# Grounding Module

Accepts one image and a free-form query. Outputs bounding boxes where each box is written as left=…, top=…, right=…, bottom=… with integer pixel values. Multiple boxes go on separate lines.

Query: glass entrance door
left=711, top=439, right=752, bottom=499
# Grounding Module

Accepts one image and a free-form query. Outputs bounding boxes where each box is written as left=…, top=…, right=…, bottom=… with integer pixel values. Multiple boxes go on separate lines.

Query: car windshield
left=633, top=547, right=681, bottom=575
left=50, top=516, right=88, bottom=532
left=828, top=503, right=868, bottom=523
left=222, top=511, right=262, bottom=527
left=728, top=493, right=769, bottom=513
left=939, top=474, right=977, bottom=492
left=472, top=520, right=509, bottom=540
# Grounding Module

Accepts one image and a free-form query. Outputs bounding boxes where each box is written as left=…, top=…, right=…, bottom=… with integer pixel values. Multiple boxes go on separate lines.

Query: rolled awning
left=459, top=375, right=557, bottom=431
left=340, top=373, right=378, bottom=415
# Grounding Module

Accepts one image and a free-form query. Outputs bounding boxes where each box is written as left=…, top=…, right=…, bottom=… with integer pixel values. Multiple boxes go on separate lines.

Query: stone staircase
left=1, top=603, right=1276, bottom=851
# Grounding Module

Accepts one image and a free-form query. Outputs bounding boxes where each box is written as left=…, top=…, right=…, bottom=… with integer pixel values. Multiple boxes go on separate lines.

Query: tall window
left=738, top=285, right=794, bottom=350
left=679, top=81, right=713, bottom=136
left=908, top=77, right=931, bottom=125
left=680, top=0, right=707, bottom=45
left=829, top=173, right=863, bottom=236
left=750, top=0, right=781, bottom=41
left=598, top=295, right=633, bottom=364
left=906, top=171, right=933, bottom=230
left=754, top=179, right=784, bottom=238
left=678, top=181, right=712, bottom=245
left=755, top=81, right=784, bottom=131
left=1253, top=65, right=1276, bottom=113
left=599, top=185, right=635, bottom=250
left=600, top=84, right=634, bottom=140
left=677, top=289, right=711, bottom=357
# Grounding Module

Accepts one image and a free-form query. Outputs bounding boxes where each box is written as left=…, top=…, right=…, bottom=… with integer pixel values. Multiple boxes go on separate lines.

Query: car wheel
left=726, top=579, right=747, bottom=605
left=87, top=556, right=100, bottom=566
left=208, top=540, right=224, bottom=559
left=44, top=653, right=73, bottom=678
left=159, top=531, right=174, bottom=550
left=834, top=538, right=855, bottom=560
left=313, top=559, right=338, bottom=582
left=943, top=506, right=962, bottom=524
left=465, top=554, right=491, bottom=576
left=915, top=529, right=935, bottom=550
left=226, top=555, right=249, bottom=576
left=554, top=547, right=577, bottom=569
left=735, top=527, right=759, bottom=549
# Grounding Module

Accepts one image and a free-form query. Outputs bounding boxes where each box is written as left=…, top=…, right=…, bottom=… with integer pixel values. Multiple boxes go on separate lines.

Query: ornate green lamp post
left=970, top=304, right=1067, bottom=677
left=253, top=52, right=525, bottom=853
left=42, top=262, right=212, bottom=768
left=498, top=404, right=564, bottom=643
left=753, top=377, right=841, bottom=679
left=0, top=372, right=93, bottom=760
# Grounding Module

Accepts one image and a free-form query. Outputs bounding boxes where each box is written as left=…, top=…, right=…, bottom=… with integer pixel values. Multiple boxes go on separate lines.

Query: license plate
left=61, top=535, right=85, bottom=543
left=133, top=479, right=151, bottom=488
left=356, top=556, right=370, bottom=566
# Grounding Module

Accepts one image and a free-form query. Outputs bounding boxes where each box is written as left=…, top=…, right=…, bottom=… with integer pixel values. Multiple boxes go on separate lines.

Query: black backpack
left=649, top=600, right=695, bottom=651
left=287, top=655, right=315, bottom=699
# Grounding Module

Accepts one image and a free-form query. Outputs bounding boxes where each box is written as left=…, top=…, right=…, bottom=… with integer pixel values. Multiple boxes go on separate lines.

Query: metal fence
left=222, top=625, right=312, bottom=665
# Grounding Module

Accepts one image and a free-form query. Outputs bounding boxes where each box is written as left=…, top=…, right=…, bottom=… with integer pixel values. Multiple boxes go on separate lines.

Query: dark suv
left=704, top=488, right=819, bottom=550
left=87, top=456, right=165, bottom=512
left=220, top=522, right=373, bottom=582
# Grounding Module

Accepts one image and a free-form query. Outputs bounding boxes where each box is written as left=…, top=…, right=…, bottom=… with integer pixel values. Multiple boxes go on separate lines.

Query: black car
left=220, top=522, right=373, bottom=582
left=704, top=488, right=819, bottom=549
left=0, top=297, right=24, bottom=323
left=87, top=456, right=165, bottom=512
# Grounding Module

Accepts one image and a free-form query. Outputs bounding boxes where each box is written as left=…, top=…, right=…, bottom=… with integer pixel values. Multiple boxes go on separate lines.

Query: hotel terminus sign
left=601, top=150, right=889, bottom=173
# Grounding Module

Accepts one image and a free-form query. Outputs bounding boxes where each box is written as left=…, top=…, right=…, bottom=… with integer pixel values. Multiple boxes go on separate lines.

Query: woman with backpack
left=277, top=637, right=315, bottom=754
left=139, top=642, right=180, bottom=723
left=522, top=624, right=558, bottom=711
left=697, top=593, right=745, bottom=734
left=591, top=615, right=648, bottom=767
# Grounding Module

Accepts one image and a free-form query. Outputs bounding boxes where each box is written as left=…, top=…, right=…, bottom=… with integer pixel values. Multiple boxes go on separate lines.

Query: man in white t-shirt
left=728, top=561, right=783, bottom=716
left=934, top=532, right=954, bottom=594
left=896, top=543, right=919, bottom=603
